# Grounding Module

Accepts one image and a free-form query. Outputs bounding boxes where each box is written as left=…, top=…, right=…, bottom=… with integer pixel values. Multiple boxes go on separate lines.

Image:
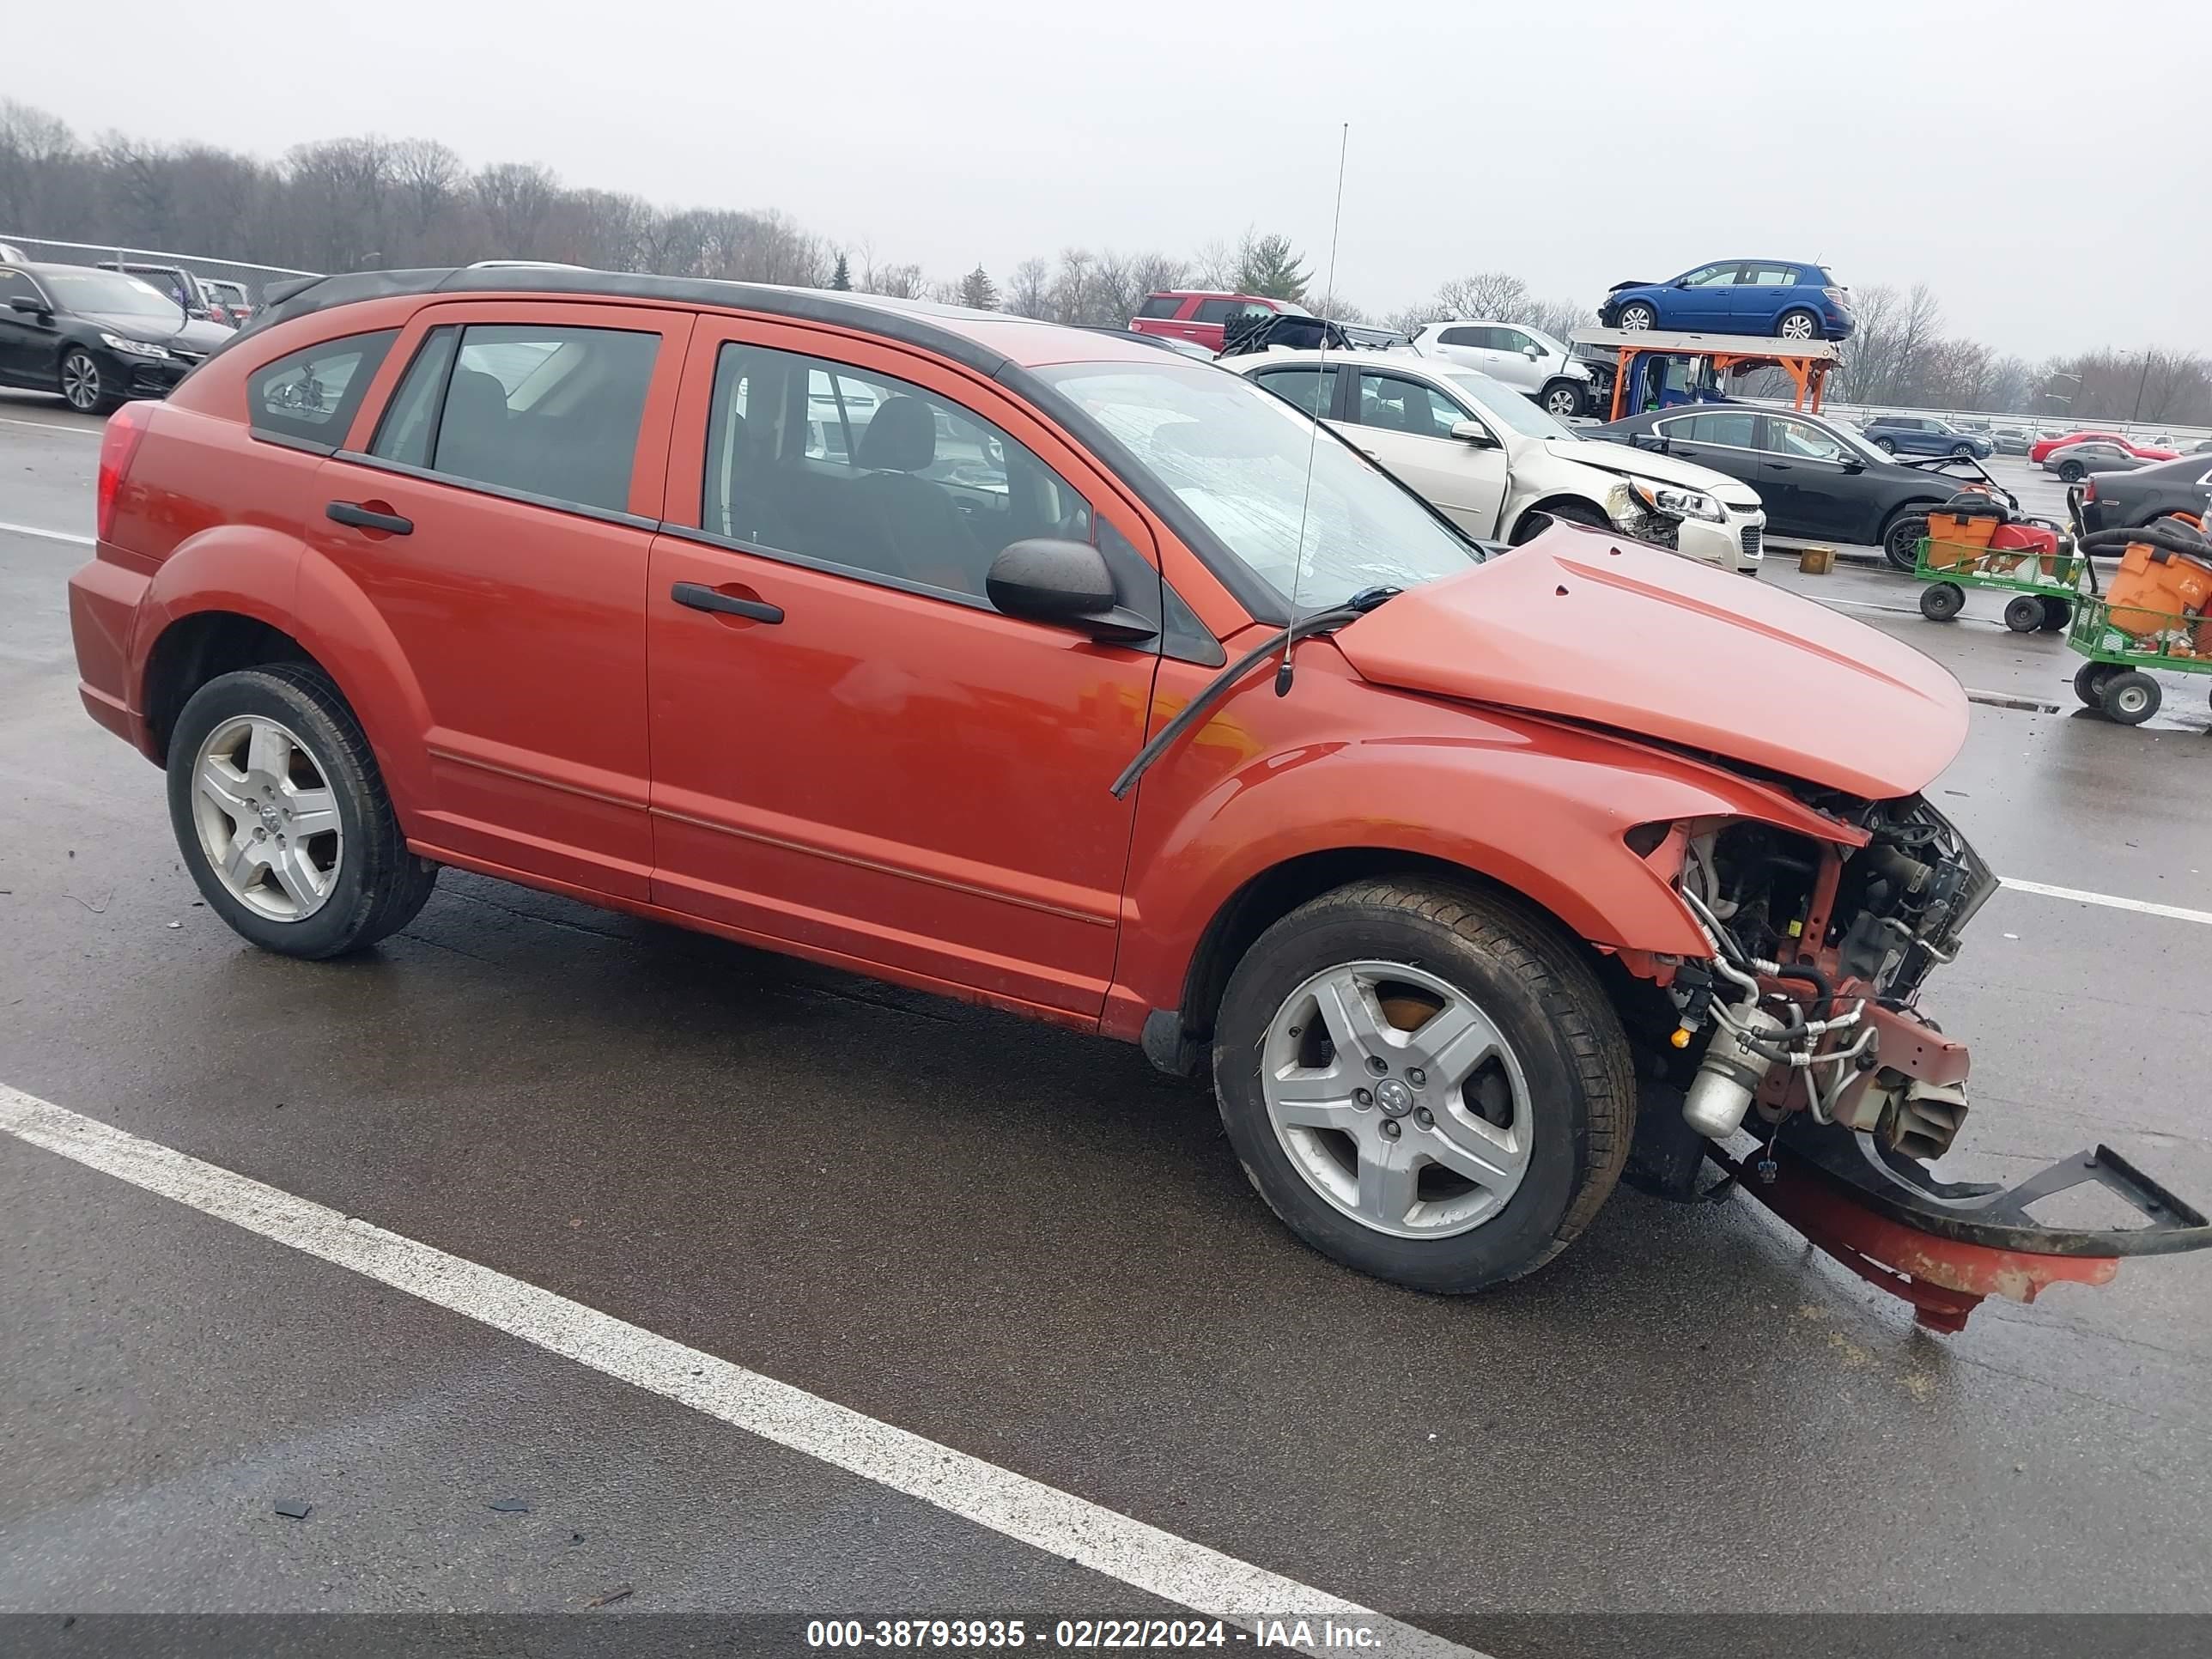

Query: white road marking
left=0, top=1084, right=1475, bottom=1659
left=2001, top=878, right=2212, bottom=928
left=0, top=413, right=100, bottom=436
left=0, top=519, right=94, bottom=545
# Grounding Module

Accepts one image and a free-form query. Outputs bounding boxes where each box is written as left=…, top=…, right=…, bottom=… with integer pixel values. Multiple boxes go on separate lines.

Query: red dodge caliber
left=66, top=268, right=2210, bottom=1327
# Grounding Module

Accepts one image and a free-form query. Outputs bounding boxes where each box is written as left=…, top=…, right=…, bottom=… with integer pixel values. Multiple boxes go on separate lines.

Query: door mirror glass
left=1449, top=420, right=1499, bottom=449
left=7, top=293, right=46, bottom=313
left=986, top=539, right=1155, bottom=642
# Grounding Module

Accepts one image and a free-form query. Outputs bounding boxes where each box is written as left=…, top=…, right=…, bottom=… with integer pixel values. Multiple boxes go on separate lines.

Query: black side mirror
left=1840, top=457, right=1866, bottom=474
left=986, top=539, right=1156, bottom=643
left=7, top=293, right=49, bottom=313
left=1631, top=433, right=1668, bottom=454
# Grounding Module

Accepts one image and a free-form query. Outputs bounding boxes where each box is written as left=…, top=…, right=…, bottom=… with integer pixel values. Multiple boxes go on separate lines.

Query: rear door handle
left=326, top=501, right=413, bottom=535
left=672, top=581, right=783, bottom=624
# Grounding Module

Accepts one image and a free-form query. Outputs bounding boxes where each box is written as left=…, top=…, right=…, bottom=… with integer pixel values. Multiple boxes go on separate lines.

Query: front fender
left=1112, top=657, right=1857, bottom=1021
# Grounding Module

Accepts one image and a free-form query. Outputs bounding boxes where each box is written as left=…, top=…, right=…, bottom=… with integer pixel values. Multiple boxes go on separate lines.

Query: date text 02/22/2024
left=803, top=1618, right=1394, bottom=1650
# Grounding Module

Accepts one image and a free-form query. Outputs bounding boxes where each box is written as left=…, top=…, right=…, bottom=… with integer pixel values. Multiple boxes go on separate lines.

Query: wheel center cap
left=1375, top=1078, right=1413, bottom=1117
left=257, top=803, right=281, bottom=828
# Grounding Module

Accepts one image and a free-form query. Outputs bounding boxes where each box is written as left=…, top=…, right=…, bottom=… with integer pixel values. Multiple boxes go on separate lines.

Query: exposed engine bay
left=1663, top=793, right=1996, bottom=1163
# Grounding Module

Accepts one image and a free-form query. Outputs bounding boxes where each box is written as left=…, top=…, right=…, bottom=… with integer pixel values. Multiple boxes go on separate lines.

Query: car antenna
left=1273, top=121, right=1351, bottom=698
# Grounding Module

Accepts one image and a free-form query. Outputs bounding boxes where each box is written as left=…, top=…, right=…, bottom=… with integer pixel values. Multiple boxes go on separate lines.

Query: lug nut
left=1379, top=1119, right=1401, bottom=1139
left=1365, top=1055, right=1389, bottom=1076
left=1407, top=1066, right=1427, bottom=1088
left=1353, top=1088, right=1373, bottom=1109
left=1414, top=1107, right=1435, bottom=1128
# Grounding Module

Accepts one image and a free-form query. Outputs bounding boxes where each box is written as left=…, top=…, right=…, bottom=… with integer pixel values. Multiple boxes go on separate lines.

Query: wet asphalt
left=2, top=393, right=2209, bottom=1632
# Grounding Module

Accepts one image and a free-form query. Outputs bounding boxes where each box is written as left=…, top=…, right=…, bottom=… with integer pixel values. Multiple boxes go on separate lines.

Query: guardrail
left=0, top=234, right=320, bottom=305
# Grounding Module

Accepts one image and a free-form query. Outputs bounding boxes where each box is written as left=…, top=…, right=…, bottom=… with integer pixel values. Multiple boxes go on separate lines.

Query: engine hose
left=1771, top=962, right=1832, bottom=1021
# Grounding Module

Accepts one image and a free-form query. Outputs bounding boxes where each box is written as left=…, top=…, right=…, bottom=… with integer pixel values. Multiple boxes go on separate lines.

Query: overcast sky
left=13, top=0, right=2209, bottom=357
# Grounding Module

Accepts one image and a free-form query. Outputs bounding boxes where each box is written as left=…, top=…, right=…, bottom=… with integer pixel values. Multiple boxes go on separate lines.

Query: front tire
left=2100, top=671, right=2160, bottom=726
left=1212, top=879, right=1634, bottom=1294
left=1511, top=500, right=1609, bottom=544
left=1616, top=302, right=1656, bottom=331
left=60, top=349, right=116, bottom=415
left=1920, top=581, right=1966, bottom=621
left=166, top=664, right=437, bottom=958
left=1882, top=508, right=1929, bottom=571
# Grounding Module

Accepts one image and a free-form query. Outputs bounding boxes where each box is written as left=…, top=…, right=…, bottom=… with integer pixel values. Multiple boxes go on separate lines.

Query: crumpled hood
left=1541, top=436, right=1763, bottom=505
left=1333, top=526, right=1969, bottom=799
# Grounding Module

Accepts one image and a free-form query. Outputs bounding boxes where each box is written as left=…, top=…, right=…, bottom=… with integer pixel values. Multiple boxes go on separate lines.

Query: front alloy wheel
left=60, top=349, right=103, bottom=413
left=1261, top=962, right=1532, bottom=1239
left=1541, top=382, right=1583, bottom=419
left=1618, top=303, right=1656, bottom=331
left=190, top=714, right=344, bottom=921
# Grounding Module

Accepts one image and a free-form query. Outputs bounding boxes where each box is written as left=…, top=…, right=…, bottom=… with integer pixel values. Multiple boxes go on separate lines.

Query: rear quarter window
left=247, top=330, right=398, bottom=449
left=1135, top=295, right=1183, bottom=319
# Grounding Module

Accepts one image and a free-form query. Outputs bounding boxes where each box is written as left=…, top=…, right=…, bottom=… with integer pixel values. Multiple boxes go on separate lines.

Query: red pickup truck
left=1129, top=289, right=1306, bottom=353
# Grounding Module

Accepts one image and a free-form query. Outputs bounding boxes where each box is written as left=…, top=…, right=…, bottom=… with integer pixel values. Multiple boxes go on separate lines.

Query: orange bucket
left=2105, top=544, right=2212, bottom=641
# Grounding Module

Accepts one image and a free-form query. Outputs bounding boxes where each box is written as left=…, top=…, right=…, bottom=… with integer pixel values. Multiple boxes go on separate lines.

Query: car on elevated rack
left=62, top=264, right=2212, bottom=1325
left=0, top=261, right=234, bottom=413
left=1597, top=260, right=1854, bottom=341
left=1405, top=319, right=1594, bottom=418
left=1226, top=348, right=1764, bottom=571
left=1593, top=403, right=1998, bottom=569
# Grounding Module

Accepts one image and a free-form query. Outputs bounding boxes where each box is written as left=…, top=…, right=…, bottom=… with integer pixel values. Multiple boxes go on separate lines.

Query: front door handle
left=326, top=501, right=413, bottom=535
left=672, top=581, right=783, bottom=624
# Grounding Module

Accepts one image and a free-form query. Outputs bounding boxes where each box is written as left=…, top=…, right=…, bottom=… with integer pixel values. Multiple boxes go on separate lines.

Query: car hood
left=1333, top=527, right=1968, bottom=799
left=1606, top=279, right=1656, bottom=294
left=1542, top=437, right=1762, bottom=505
left=81, top=311, right=230, bottom=352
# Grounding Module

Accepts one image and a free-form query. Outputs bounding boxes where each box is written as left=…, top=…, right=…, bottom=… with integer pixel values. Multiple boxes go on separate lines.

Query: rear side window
left=1253, top=365, right=1340, bottom=417
left=1677, top=410, right=1757, bottom=447
left=247, top=329, right=398, bottom=447
left=367, top=323, right=658, bottom=514
left=1135, top=295, right=1182, bottom=319
left=1436, top=326, right=1480, bottom=348
left=1193, top=299, right=1236, bottom=324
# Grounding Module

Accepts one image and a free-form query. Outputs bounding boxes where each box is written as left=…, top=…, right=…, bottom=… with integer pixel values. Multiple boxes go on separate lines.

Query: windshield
left=41, top=269, right=183, bottom=321
left=1437, top=369, right=1580, bottom=441
left=1036, top=361, right=1480, bottom=611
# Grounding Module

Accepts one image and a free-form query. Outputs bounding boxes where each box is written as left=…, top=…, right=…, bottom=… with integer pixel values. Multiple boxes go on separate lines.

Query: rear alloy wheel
left=1920, top=580, right=1966, bottom=621
left=1775, top=309, right=1820, bottom=342
left=167, top=664, right=438, bottom=958
left=2058, top=461, right=2087, bottom=483
left=1617, top=302, right=1656, bottom=331
left=60, top=349, right=110, bottom=414
left=2003, top=593, right=2045, bottom=632
left=1874, top=434, right=1899, bottom=454
left=1540, top=380, right=1584, bottom=419
left=1212, top=879, right=1633, bottom=1294
left=2100, top=671, right=2160, bottom=726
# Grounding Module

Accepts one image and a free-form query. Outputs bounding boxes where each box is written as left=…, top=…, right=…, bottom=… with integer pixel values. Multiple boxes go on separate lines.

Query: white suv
left=1409, top=319, right=1592, bottom=419
left=1230, top=349, right=1765, bottom=574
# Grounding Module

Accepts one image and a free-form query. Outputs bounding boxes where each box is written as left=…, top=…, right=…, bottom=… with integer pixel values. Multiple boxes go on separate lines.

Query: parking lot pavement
left=3, top=425, right=2211, bottom=1637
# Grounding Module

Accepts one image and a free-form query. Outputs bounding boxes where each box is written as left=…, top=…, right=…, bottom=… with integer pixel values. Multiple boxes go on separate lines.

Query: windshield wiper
left=1108, top=586, right=1400, bottom=799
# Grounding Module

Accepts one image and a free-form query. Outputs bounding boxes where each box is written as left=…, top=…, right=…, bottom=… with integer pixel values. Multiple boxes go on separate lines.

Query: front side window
left=249, top=329, right=398, bottom=445
left=1680, top=264, right=1739, bottom=288
left=1036, top=359, right=1478, bottom=611
left=1355, top=372, right=1469, bottom=441
left=0, top=269, right=36, bottom=305
left=368, top=323, right=657, bottom=514
left=1253, top=365, right=1339, bottom=418
left=1497, top=329, right=1537, bottom=355
left=1765, top=416, right=1847, bottom=460
left=701, top=342, right=1091, bottom=603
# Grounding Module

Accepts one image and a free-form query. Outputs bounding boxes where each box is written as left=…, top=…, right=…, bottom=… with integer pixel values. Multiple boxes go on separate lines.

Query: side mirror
left=1840, top=457, right=1867, bottom=474
left=1522, top=344, right=1542, bottom=360
left=986, top=539, right=1156, bottom=643
left=7, top=293, right=49, bottom=313
left=1449, top=420, right=1499, bottom=449
left=1631, top=433, right=1668, bottom=453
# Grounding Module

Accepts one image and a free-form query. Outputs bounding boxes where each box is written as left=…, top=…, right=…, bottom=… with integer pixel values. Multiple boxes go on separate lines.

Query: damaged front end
left=1622, top=793, right=2212, bottom=1331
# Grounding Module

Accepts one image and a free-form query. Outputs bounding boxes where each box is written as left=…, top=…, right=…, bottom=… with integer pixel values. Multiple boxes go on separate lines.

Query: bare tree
left=1189, top=237, right=1238, bottom=291
left=473, top=161, right=558, bottom=259
left=1007, top=257, right=1053, bottom=319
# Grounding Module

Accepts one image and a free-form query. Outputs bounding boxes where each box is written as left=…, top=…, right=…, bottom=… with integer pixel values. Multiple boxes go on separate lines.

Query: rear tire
left=2003, top=593, right=2045, bottom=632
left=1775, top=308, right=1820, bottom=342
left=2039, top=597, right=2072, bottom=632
left=1874, top=434, right=1899, bottom=454
left=1920, top=581, right=1965, bottom=621
left=2058, top=461, right=2087, bottom=483
left=1212, top=878, right=1634, bottom=1295
left=166, top=664, right=437, bottom=959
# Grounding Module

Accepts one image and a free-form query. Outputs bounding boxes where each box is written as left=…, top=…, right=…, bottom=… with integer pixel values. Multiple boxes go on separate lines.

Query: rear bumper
left=67, top=551, right=158, bottom=761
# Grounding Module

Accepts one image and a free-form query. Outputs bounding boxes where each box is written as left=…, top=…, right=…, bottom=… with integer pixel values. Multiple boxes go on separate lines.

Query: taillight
left=2082, top=478, right=2097, bottom=501
left=96, top=400, right=152, bottom=544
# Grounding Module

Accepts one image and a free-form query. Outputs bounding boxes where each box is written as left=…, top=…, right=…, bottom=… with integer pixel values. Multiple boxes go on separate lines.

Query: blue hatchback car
left=1597, top=259, right=1854, bottom=342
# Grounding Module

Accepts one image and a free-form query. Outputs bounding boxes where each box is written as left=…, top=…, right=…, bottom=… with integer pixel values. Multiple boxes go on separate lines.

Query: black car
left=1594, top=404, right=1989, bottom=568
left=0, top=263, right=234, bottom=414
left=2079, top=453, right=2212, bottom=534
